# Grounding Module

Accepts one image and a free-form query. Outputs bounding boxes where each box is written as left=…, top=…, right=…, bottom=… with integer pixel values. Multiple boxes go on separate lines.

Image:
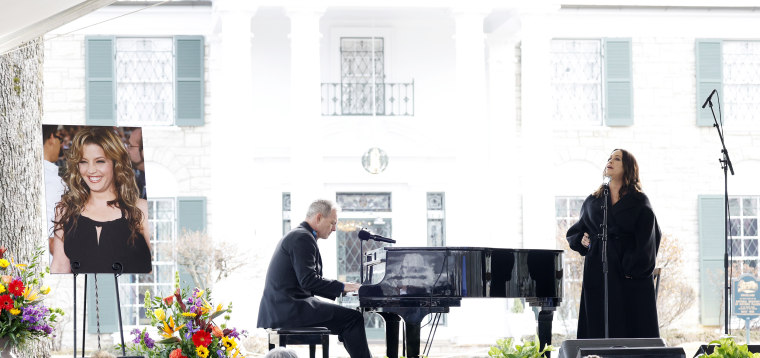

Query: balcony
left=321, top=81, right=415, bottom=116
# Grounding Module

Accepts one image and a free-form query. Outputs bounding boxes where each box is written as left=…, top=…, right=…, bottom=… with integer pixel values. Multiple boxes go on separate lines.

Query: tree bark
left=0, top=38, right=50, bottom=358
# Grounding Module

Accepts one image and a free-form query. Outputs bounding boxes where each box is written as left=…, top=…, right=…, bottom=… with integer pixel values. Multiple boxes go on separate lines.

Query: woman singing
left=566, top=149, right=661, bottom=338
left=51, top=127, right=151, bottom=274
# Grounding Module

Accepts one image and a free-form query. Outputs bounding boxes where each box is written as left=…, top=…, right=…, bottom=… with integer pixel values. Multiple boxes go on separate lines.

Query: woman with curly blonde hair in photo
left=51, top=127, right=151, bottom=274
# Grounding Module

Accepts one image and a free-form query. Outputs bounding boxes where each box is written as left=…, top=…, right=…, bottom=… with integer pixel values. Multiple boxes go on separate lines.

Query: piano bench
left=267, top=327, right=330, bottom=358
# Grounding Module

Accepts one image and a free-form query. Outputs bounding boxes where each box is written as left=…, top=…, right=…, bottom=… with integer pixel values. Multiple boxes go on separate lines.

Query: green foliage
left=702, top=337, right=760, bottom=358
left=488, top=336, right=555, bottom=358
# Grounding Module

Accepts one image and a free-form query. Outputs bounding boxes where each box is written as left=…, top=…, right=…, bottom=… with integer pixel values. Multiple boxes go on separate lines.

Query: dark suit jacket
left=257, top=222, right=345, bottom=328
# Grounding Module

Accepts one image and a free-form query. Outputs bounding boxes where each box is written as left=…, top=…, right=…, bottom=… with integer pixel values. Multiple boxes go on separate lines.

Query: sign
left=733, top=274, right=760, bottom=319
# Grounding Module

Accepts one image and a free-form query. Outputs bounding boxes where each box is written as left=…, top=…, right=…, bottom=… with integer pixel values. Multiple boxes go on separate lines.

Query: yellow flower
left=222, top=336, right=237, bottom=350
left=182, top=312, right=197, bottom=318
left=159, top=316, right=185, bottom=339
left=195, top=289, right=204, bottom=298
left=40, top=286, right=51, bottom=295
left=215, top=304, right=223, bottom=313
left=201, top=298, right=212, bottom=314
left=0, top=259, right=9, bottom=268
left=23, top=287, right=39, bottom=301
left=153, top=308, right=165, bottom=322
left=196, top=345, right=209, bottom=358
left=9, top=308, right=20, bottom=315
left=0, top=285, right=5, bottom=294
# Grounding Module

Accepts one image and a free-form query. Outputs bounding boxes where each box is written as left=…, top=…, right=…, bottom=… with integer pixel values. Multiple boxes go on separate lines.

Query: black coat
left=566, top=190, right=661, bottom=338
left=257, top=222, right=345, bottom=329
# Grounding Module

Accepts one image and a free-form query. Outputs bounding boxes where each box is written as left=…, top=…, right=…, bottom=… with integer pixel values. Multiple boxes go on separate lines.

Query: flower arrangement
left=697, top=336, right=760, bottom=358
left=120, top=276, right=246, bottom=358
left=0, top=247, right=62, bottom=349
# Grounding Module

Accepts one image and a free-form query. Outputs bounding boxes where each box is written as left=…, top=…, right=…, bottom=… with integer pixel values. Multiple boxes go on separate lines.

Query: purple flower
left=217, top=349, right=225, bottom=357
left=143, top=332, right=155, bottom=349
left=21, top=305, right=48, bottom=325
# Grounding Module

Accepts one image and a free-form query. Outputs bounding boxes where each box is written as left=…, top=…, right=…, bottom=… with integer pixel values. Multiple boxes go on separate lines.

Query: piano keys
left=358, top=246, right=563, bottom=358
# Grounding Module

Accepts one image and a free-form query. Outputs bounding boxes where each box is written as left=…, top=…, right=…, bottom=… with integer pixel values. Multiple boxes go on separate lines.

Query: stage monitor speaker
left=578, top=346, right=685, bottom=358
left=559, top=338, right=666, bottom=358
left=693, top=344, right=760, bottom=357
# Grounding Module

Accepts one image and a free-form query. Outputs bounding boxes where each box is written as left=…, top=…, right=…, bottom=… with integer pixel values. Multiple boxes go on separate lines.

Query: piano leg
left=405, top=321, right=421, bottom=358
left=537, top=309, right=554, bottom=358
left=378, top=312, right=400, bottom=358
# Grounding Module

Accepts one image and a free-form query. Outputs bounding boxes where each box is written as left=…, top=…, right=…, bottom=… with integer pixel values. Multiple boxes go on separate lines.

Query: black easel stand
left=71, top=262, right=135, bottom=358
left=703, top=90, right=734, bottom=335
left=599, top=183, right=610, bottom=338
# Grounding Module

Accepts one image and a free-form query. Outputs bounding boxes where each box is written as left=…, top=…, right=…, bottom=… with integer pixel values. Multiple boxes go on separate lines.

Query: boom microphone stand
left=702, top=89, right=734, bottom=335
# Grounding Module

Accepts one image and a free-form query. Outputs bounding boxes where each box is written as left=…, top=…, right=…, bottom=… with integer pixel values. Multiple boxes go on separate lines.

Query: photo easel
left=70, top=262, right=140, bottom=358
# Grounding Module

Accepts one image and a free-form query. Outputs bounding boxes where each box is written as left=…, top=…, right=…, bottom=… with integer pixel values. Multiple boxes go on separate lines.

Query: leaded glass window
left=550, top=39, right=603, bottom=125
left=115, top=37, right=174, bottom=126
left=335, top=192, right=391, bottom=339
left=121, top=198, right=177, bottom=326
left=336, top=192, right=391, bottom=212
left=282, top=192, right=291, bottom=235
left=555, top=196, right=585, bottom=331
left=729, top=196, right=760, bottom=276
left=340, top=37, right=385, bottom=115
left=723, top=41, right=760, bottom=124
left=427, top=192, right=445, bottom=247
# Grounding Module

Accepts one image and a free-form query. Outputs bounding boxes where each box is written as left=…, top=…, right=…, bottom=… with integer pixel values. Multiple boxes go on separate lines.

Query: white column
left=448, top=7, right=490, bottom=247
left=286, top=7, right=326, bottom=223
left=486, top=36, right=520, bottom=248
left=519, top=6, right=558, bottom=249
left=209, top=0, right=257, bottom=247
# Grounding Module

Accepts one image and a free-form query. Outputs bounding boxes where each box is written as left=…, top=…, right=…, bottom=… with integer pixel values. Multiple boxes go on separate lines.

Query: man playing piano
left=257, top=199, right=373, bottom=358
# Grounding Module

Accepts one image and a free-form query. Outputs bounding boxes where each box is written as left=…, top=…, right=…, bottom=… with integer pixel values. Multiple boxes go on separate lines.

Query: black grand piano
left=358, top=246, right=563, bottom=358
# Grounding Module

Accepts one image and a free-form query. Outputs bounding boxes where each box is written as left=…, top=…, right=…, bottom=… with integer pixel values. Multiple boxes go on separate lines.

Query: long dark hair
left=54, top=127, right=143, bottom=245
left=593, top=148, right=642, bottom=198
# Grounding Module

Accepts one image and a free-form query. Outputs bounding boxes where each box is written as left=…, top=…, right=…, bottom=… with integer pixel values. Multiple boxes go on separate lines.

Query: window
left=86, top=36, right=204, bottom=126
left=335, top=192, right=391, bottom=339
left=116, top=38, right=174, bottom=126
left=427, top=192, right=446, bottom=247
left=723, top=41, right=760, bottom=123
left=555, top=196, right=585, bottom=331
left=729, top=196, right=760, bottom=275
left=321, top=36, right=414, bottom=116
left=121, top=198, right=177, bottom=326
left=282, top=192, right=291, bottom=235
left=551, top=40, right=603, bottom=125
left=550, top=39, right=632, bottom=126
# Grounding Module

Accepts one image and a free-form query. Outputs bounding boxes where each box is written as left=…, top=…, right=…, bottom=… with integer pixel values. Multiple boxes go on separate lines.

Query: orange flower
left=1, top=276, right=11, bottom=285
left=169, top=348, right=187, bottom=358
left=211, top=326, right=223, bottom=338
left=163, top=294, right=174, bottom=306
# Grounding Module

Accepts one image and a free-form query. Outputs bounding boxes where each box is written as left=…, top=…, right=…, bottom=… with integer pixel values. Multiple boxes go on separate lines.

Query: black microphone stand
left=600, top=184, right=610, bottom=338
left=704, top=91, right=734, bottom=335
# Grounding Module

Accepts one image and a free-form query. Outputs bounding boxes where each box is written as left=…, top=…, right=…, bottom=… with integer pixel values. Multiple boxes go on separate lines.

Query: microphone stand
left=600, top=184, right=610, bottom=338
left=705, top=92, right=734, bottom=335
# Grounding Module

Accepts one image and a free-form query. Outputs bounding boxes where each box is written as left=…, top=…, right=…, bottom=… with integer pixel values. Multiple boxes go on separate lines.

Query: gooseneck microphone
left=357, top=228, right=396, bottom=244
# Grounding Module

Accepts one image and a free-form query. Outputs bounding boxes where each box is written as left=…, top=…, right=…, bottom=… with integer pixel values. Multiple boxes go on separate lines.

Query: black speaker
left=559, top=338, right=667, bottom=358
left=693, top=344, right=760, bottom=357
left=578, top=346, right=685, bottom=358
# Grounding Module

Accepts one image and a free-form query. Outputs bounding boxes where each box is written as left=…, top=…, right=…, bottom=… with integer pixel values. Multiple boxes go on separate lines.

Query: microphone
left=602, top=175, right=611, bottom=186
left=357, top=228, right=396, bottom=244
left=701, top=89, right=717, bottom=109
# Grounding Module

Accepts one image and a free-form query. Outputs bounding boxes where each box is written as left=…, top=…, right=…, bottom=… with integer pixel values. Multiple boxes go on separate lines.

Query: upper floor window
left=86, top=36, right=204, bottom=127
left=550, top=38, right=633, bottom=127
left=723, top=41, right=760, bottom=124
left=321, top=36, right=414, bottom=116
left=116, top=38, right=174, bottom=126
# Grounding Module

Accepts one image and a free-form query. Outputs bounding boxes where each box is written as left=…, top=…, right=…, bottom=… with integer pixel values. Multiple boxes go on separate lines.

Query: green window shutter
left=175, top=36, right=204, bottom=126
left=86, top=274, right=119, bottom=333
left=696, top=39, right=722, bottom=127
left=604, top=38, right=633, bottom=126
left=177, top=197, right=207, bottom=288
left=698, top=195, right=726, bottom=325
left=86, top=36, right=116, bottom=126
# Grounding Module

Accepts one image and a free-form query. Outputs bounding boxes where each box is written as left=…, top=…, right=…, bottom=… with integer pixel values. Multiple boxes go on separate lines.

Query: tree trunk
left=0, top=38, right=50, bottom=358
